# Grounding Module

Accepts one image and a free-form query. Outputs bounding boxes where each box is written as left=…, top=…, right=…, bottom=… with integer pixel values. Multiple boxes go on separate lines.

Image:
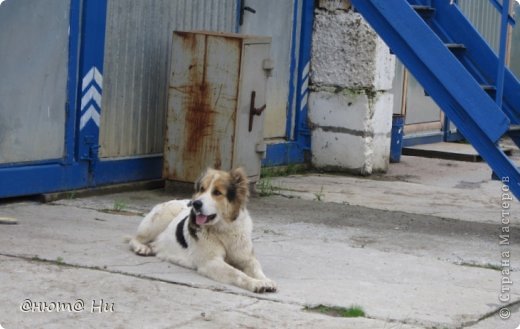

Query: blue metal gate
left=0, top=0, right=314, bottom=199
left=0, top=0, right=161, bottom=199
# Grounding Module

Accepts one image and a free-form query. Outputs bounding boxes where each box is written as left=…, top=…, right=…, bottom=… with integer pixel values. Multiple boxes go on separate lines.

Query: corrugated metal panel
left=100, top=0, right=237, bottom=158
left=458, top=0, right=501, bottom=53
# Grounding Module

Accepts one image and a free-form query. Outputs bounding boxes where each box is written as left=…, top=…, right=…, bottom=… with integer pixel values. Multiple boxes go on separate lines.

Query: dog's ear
left=230, top=167, right=249, bottom=203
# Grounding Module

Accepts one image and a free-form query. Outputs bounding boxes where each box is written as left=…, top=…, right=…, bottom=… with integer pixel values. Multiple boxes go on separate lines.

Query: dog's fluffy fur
left=128, top=168, right=277, bottom=293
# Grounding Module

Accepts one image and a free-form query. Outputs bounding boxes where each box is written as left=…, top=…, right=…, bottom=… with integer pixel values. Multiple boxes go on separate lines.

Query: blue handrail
left=495, top=0, right=511, bottom=109
left=488, top=0, right=516, bottom=26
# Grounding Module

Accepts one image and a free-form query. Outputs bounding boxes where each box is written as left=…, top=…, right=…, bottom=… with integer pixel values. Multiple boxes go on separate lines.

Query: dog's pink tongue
left=196, top=214, right=208, bottom=225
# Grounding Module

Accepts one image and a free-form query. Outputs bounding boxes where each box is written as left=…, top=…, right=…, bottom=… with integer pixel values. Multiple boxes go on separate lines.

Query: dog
left=128, top=167, right=277, bottom=293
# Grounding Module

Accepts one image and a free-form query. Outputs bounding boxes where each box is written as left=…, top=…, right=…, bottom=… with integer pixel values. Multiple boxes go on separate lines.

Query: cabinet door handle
left=249, top=91, right=266, bottom=132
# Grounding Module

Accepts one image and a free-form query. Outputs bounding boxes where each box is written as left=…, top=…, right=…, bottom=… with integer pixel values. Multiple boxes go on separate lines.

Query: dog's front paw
left=251, top=278, right=277, bottom=293
left=135, top=244, right=153, bottom=256
left=130, top=238, right=154, bottom=256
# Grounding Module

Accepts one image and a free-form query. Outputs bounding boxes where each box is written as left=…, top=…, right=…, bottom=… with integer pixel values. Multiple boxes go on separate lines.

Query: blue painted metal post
left=262, top=0, right=314, bottom=166
left=294, top=0, right=314, bottom=153
left=285, top=0, right=301, bottom=140
left=495, top=0, right=510, bottom=109
left=76, top=0, right=107, bottom=182
left=64, top=0, right=82, bottom=165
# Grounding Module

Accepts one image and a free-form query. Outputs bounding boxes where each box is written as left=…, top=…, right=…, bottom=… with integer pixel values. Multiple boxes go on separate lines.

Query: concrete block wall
left=309, top=5, right=396, bottom=174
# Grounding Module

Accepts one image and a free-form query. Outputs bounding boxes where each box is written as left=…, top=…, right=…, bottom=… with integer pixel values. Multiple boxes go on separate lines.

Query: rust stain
left=180, top=34, right=219, bottom=179
left=214, top=142, right=222, bottom=169
left=168, top=32, right=242, bottom=181
left=184, top=82, right=214, bottom=155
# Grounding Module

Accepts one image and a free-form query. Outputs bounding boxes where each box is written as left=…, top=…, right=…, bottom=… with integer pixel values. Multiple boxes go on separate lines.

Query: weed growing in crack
left=113, top=200, right=127, bottom=212
left=304, top=304, right=365, bottom=318
left=257, top=177, right=277, bottom=197
left=314, top=186, right=325, bottom=201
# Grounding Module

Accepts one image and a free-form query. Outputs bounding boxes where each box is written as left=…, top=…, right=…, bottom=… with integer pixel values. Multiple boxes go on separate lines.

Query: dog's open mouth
left=195, top=213, right=217, bottom=225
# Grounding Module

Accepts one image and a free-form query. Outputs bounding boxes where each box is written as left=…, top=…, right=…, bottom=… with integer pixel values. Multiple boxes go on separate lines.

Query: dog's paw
left=130, top=239, right=154, bottom=256
left=251, top=278, right=277, bottom=293
left=135, top=245, right=153, bottom=256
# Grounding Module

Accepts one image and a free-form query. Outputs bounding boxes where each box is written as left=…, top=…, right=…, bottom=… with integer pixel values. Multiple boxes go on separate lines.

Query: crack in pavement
left=0, top=253, right=293, bottom=306
left=460, top=299, right=520, bottom=328
left=3, top=252, right=501, bottom=329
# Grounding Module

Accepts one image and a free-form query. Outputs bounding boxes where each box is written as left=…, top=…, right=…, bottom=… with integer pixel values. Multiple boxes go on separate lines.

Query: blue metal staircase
left=350, top=0, right=520, bottom=200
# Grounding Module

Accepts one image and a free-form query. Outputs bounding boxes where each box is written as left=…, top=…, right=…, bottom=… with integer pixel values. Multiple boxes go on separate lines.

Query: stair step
left=411, top=5, right=435, bottom=18
left=506, top=125, right=520, bottom=154
left=508, top=124, right=520, bottom=133
left=403, top=142, right=513, bottom=162
left=481, top=84, right=496, bottom=94
left=446, top=43, right=466, bottom=52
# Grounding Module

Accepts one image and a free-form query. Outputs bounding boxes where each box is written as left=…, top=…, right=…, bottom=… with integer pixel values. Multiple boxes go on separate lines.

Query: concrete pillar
left=309, top=6, right=395, bottom=175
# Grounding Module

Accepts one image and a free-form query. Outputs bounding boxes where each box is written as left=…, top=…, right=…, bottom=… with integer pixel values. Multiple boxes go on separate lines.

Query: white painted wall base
left=309, top=8, right=395, bottom=174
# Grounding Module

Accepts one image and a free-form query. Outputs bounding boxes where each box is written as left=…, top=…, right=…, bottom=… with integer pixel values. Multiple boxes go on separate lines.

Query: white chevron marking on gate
left=80, top=105, right=100, bottom=130
left=81, top=85, right=102, bottom=112
left=300, top=61, right=310, bottom=111
left=302, top=62, right=310, bottom=80
left=82, top=66, right=103, bottom=92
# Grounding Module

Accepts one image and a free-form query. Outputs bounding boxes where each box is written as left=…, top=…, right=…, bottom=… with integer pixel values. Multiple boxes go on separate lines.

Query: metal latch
left=249, top=90, right=266, bottom=132
left=256, top=142, right=267, bottom=159
left=262, top=58, right=274, bottom=77
left=239, top=0, right=256, bottom=26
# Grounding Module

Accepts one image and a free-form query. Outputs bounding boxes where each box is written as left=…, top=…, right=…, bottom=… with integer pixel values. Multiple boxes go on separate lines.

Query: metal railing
left=495, top=0, right=512, bottom=108
left=454, top=0, right=515, bottom=109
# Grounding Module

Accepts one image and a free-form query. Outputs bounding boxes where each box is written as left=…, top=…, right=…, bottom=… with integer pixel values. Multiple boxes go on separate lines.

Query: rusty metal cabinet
left=164, top=31, right=271, bottom=183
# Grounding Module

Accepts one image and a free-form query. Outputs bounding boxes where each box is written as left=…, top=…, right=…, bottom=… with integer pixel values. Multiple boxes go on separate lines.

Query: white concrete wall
left=309, top=6, right=395, bottom=174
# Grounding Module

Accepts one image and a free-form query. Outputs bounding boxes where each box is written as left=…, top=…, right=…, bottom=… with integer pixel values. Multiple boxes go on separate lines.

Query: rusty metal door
left=165, top=32, right=240, bottom=182
left=164, top=32, right=271, bottom=183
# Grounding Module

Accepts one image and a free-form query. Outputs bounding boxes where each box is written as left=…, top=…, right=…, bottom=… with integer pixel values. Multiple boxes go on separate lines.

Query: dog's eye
left=200, top=186, right=205, bottom=192
left=212, top=189, right=222, bottom=196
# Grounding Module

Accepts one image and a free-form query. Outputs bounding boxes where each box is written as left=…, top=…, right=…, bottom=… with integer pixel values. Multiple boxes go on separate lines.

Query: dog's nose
left=192, top=200, right=203, bottom=210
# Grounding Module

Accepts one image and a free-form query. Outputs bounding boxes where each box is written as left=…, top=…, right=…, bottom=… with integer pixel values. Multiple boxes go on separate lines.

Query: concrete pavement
left=0, top=155, right=519, bottom=328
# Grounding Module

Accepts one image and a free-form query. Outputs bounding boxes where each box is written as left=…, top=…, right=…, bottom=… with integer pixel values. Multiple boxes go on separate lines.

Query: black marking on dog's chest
left=175, top=216, right=188, bottom=249
left=188, top=212, right=200, bottom=241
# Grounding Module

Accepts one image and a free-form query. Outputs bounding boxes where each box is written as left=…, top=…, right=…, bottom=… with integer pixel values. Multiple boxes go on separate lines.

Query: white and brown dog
left=128, top=168, right=277, bottom=293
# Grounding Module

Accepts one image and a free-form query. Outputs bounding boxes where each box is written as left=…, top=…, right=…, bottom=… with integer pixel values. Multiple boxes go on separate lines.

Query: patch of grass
left=257, top=177, right=277, bottom=197
left=305, top=304, right=365, bottom=318
left=458, top=261, right=502, bottom=271
left=314, top=186, right=325, bottom=201
left=260, top=164, right=308, bottom=178
left=56, top=256, right=64, bottom=265
left=113, top=200, right=127, bottom=212
left=67, top=192, right=77, bottom=200
left=257, top=165, right=309, bottom=197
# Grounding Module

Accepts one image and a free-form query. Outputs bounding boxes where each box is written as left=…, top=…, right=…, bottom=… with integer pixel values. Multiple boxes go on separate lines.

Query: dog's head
left=190, top=167, right=249, bottom=226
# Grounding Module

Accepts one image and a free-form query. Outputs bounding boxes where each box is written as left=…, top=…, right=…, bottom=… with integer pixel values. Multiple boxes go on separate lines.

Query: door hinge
left=81, top=135, right=100, bottom=173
